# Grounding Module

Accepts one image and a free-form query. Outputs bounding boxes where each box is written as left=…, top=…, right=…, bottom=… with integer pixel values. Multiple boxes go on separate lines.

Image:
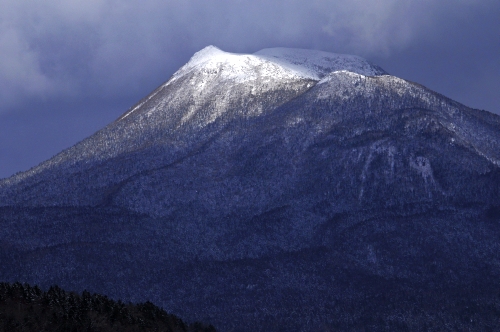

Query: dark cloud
left=1, top=0, right=499, bottom=178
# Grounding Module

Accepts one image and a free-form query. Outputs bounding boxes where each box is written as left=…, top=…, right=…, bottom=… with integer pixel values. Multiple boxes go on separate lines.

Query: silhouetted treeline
left=0, top=282, right=216, bottom=332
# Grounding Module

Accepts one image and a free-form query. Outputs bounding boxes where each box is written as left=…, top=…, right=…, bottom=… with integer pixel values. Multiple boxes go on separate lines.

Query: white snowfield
left=254, top=47, right=386, bottom=79
left=172, top=45, right=386, bottom=83
left=118, top=45, right=388, bottom=121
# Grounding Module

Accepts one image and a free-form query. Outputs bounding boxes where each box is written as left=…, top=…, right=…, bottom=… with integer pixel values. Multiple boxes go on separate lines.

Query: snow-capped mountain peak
left=172, top=45, right=315, bottom=83
left=118, top=46, right=388, bottom=124
left=171, top=45, right=386, bottom=83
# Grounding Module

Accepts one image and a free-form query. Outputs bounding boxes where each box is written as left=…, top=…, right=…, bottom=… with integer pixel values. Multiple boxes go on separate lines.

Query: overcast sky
left=1, top=0, right=499, bottom=178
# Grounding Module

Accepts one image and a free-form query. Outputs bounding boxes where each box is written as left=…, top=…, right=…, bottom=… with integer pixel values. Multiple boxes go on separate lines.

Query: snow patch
left=410, top=156, right=442, bottom=198
left=171, top=45, right=387, bottom=84
left=255, top=47, right=387, bottom=78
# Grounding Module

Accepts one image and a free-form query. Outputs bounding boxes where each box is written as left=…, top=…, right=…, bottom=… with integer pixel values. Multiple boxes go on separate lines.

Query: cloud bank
left=0, top=0, right=498, bottom=112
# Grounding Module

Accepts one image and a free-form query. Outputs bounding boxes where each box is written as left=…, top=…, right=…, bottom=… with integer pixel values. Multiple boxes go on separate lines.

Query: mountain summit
left=1, top=46, right=499, bottom=331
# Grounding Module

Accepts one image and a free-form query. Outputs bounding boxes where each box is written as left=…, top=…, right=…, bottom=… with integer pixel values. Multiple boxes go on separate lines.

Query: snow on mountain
left=173, top=45, right=386, bottom=82
left=254, top=47, right=387, bottom=79
left=2, top=45, right=500, bottom=209
left=120, top=45, right=387, bottom=122
left=170, top=45, right=314, bottom=84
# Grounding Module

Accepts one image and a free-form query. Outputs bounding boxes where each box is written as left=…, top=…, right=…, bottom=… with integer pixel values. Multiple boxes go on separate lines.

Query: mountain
left=1, top=46, right=500, bottom=331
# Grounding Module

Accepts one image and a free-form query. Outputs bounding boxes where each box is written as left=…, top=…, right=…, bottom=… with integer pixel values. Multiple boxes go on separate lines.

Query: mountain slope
left=1, top=47, right=498, bottom=211
left=0, top=46, right=499, bottom=331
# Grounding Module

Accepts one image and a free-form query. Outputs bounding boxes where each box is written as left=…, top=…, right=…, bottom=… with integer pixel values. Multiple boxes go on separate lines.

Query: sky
left=1, top=0, right=499, bottom=179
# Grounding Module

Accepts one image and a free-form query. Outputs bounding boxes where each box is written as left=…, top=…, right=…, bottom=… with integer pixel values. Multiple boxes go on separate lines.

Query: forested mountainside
left=0, top=282, right=216, bottom=331
left=0, top=46, right=499, bottom=331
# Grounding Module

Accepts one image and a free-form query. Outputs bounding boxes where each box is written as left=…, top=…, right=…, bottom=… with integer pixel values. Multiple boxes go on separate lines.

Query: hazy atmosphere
left=1, top=0, right=499, bottom=178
